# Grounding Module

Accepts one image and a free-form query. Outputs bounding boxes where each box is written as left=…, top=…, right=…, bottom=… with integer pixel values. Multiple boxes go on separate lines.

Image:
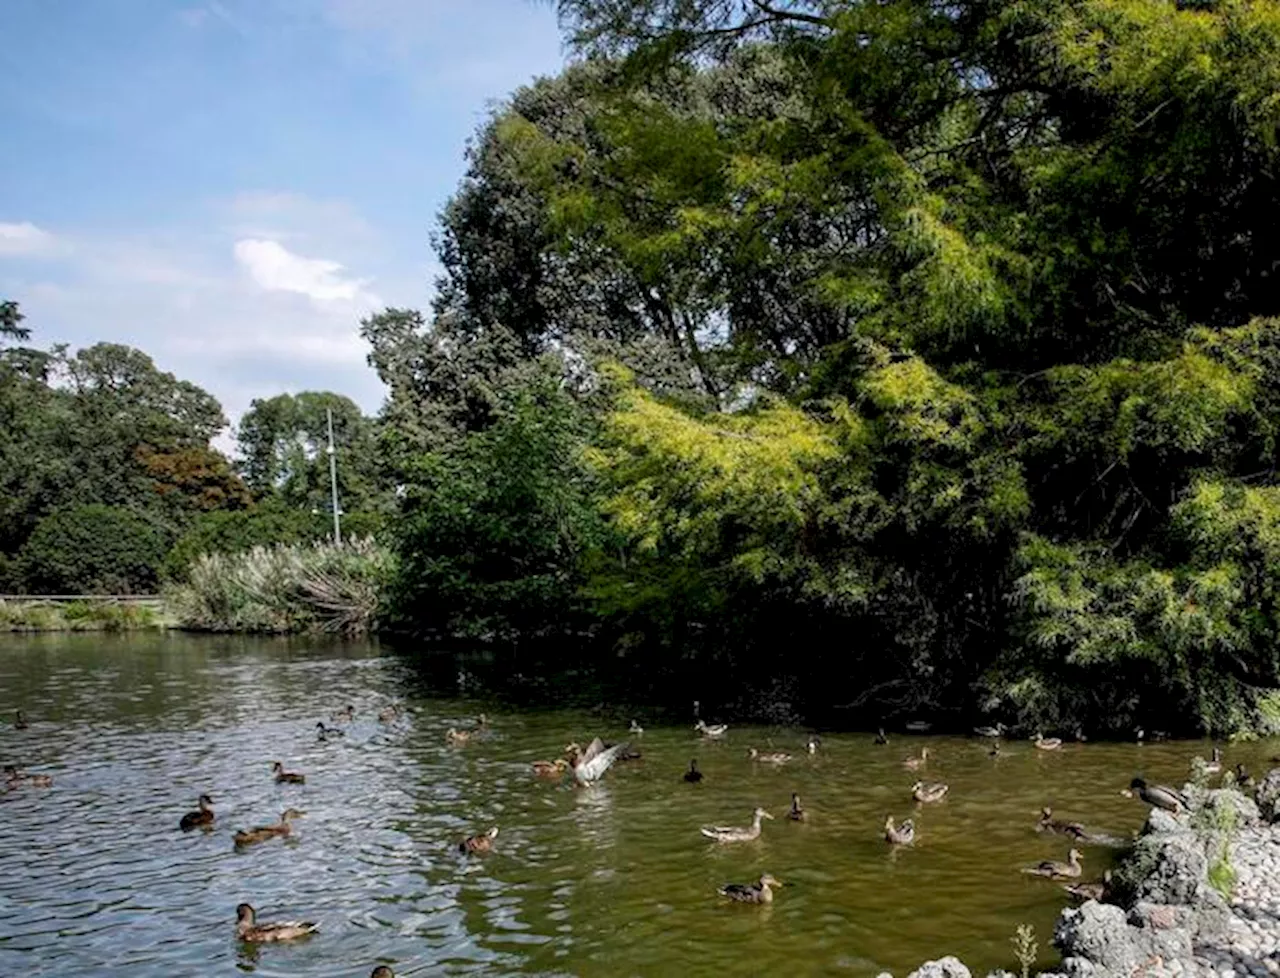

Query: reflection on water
left=0, top=632, right=1269, bottom=977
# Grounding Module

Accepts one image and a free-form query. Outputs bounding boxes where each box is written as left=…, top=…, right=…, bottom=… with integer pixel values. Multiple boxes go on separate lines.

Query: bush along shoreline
left=0, top=598, right=163, bottom=633
left=887, top=776, right=1280, bottom=978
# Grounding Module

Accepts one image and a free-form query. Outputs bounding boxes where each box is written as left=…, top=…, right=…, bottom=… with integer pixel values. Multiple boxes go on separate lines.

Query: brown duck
left=459, top=826, right=498, bottom=854
left=179, top=793, right=215, bottom=830
left=272, top=761, right=306, bottom=784
left=235, top=903, right=318, bottom=942
left=1022, top=848, right=1083, bottom=880
left=233, top=809, right=304, bottom=846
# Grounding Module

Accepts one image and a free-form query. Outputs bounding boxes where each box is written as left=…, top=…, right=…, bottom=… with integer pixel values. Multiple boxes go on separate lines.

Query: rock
left=905, top=957, right=971, bottom=978
left=1255, top=770, right=1280, bottom=823
left=1203, top=788, right=1261, bottom=827
left=1146, top=808, right=1189, bottom=836
left=1056, top=902, right=1144, bottom=975
left=985, top=971, right=1017, bottom=978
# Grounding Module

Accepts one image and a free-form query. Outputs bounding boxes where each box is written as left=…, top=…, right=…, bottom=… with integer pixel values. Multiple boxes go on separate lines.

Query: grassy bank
left=0, top=599, right=164, bottom=632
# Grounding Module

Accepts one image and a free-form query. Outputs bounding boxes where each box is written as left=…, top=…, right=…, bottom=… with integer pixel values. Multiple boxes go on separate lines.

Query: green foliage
left=1011, top=924, right=1038, bottom=978
left=0, top=600, right=161, bottom=633
left=167, top=538, right=394, bottom=635
left=162, top=502, right=335, bottom=581
left=18, top=505, right=168, bottom=595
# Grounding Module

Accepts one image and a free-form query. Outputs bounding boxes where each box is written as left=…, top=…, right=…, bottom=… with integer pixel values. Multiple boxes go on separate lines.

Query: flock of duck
left=4, top=699, right=1225, bottom=973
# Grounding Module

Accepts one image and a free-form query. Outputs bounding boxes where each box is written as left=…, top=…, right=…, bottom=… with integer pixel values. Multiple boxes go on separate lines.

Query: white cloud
left=234, top=238, right=379, bottom=305
left=0, top=222, right=60, bottom=257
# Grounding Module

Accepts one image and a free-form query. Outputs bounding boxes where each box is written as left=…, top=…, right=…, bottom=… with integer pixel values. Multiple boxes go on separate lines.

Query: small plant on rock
left=1011, top=923, right=1038, bottom=978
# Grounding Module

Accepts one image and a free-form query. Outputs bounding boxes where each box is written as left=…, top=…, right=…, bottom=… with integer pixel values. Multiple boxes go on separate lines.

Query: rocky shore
left=891, top=778, right=1280, bottom=978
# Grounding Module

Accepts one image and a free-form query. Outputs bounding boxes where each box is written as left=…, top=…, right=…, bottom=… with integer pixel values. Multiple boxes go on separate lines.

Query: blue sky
left=0, top=0, right=567, bottom=435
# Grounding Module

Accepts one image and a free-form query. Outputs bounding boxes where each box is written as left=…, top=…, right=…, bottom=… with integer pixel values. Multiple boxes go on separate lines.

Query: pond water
left=0, top=633, right=1268, bottom=978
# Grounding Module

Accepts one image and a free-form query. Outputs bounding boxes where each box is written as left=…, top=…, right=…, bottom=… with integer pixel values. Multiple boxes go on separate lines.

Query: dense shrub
left=17, top=505, right=167, bottom=594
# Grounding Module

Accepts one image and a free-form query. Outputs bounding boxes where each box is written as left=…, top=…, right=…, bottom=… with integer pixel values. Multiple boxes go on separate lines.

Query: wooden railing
left=0, top=594, right=164, bottom=606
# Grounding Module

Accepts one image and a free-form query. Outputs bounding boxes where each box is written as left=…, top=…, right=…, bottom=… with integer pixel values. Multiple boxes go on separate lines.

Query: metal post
left=326, top=407, right=342, bottom=545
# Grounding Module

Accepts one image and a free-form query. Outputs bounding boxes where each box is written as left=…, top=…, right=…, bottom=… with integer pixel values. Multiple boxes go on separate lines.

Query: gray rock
left=905, top=958, right=971, bottom=978
left=1145, top=808, right=1189, bottom=836
left=1056, top=902, right=1144, bottom=975
left=1255, top=770, right=1280, bottom=823
left=1203, top=788, right=1262, bottom=827
left=985, top=971, right=1017, bottom=978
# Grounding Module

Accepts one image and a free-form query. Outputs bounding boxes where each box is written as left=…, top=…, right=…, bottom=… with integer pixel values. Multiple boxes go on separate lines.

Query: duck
left=179, top=793, right=215, bottom=830
left=272, top=761, right=305, bottom=785
left=1037, top=807, right=1088, bottom=840
left=4, top=765, right=53, bottom=788
left=912, top=781, right=949, bottom=804
left=330, top=705, right=355, bottom=723
left=989, top=741, right=1002, bottom=759
left=1129, top=777, right=1188, bottom=813
left=974, top=723, right=1005, bottom=738
left=445, top=727, right=472, bottom=746
left=371, top=968, right=395, bottom=978
left=807, top=735, right=821, bottom=754
left=1235, top=763, right=1255, bottom=790
left=458, top=826, right=498, bottom=854
left=476, top=713, right=490, bottom=727
left=1022, top=848, right=1084, bottom=880
left=683, top=759, right=704, bottom=783
left=14, top=710, right=28, bottom=730
left=1203, top=746, right=1223, bottom=775
left=235, top=903, right=318, bottom=943
left=531, top=758, right=569, bottom=778
left=788, top=792, right=806, bottom=821
left=874, top=728, right=889, bottom=745
left=565, top=738, right=631, bottom=785
left=903, top=747, right=929, bottom=770
left=695, top=719, right=729, bottom=738
left=701, top=807, right=773, bottom=843
left=884, top=816, right=915, bottom=845
left=629, top=719, right=644, bottom=735
left=233, top=808, right=304, bottom=846
left=315, top=722, right=344, bottom=741
left=718, top=874, right=782, bottom=904
left=748, top=747, right=792, bottom=765
left=1064, top=870, right=1113, bottom=903
left=378, top=704, right=401, bottom=723
left=1034, top=733, right=1063, bottom=751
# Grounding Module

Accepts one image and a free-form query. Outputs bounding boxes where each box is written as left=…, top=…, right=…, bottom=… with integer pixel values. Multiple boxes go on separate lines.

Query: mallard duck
left=316, top=722, right=344, bottom=741
left=912, top=781, right=949, bottom=804
left=1022, top=848, right=1083, bottom=880
left=330, top=705, right=355, bottom=723
left=1064, top=870, right=1112, bottom=902
left=446, top=727, right=472, bottom=746
left=378, top=704, right=401, bottom=723
left=1235, top=763, right=1255, bottom=790
left=458, top=826, right=498, bottom=854
left=235, top=903, right=318, bottom=942
left=371, top=968, right=395, bottom=978
left=788, top=792, right=806, bottom=821
left=807, top=735, right=821, bottom=754
left=1203, top=746, right=1223, bottom=775
left=272, top=761, right=305, bottom=785
left=974, top=723, right=1005, bottom=738
left=565, top=737, right=630, bottom=785
left=718, top=874, right=782, bottom=904
left=884, top=816, right=915, bottom=845
left=179, top=793, right=215, bottom=830
left=683, top=759, right=704, bottom=783
left=695, top=719, right=728, bottom=738
left=14, top=710, right=29, bottom=730
left=1037, top=807, right=1087, bottom=840
left=903, top=747, right=929, bottom=770
left=532, top=758, right=568, bottom=778
left=629, top=719, right=644, bottom=735
left=748, top=747, right=792, bottom=765
left=1129, top=777, right=1187, bottom=813
left=233, top=809, right=304, bottom=846
left=989, top=741, right=1002, bottom=758
left=874, top=728, right=889, bottom=745
left=701, top=807, right=773, bottom=843
left=4, top=765, right=53, bottom=788
left=1034, top=733, right=1063, bottom=751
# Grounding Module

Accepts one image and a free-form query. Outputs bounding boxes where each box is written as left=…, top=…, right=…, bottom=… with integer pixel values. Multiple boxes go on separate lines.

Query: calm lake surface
left=0, top=633, right=1269, bottom=977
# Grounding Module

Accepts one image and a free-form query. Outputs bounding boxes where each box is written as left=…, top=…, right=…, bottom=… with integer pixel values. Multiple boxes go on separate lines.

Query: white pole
left=326, top=407, right=342, bottom=545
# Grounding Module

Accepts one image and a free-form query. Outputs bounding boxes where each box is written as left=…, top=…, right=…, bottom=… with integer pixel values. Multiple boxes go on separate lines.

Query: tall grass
left=0, top=599, right=161, bottom=632
left=167, top=538, right=394, bottom=635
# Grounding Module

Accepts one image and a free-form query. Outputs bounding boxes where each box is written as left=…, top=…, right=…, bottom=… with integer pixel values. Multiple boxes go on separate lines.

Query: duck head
left=236, top=903, right=256, bottom=926
left=371, top=968, right=395, bottom=978
left=1068, top=848, right=1083, bottom=863
left=759, top=874, right=782, bottom=888
left=1129, top=776, right=1148, bottom=791
left=281, top=808, right=306, bottom=822
left=753, top=807, right=774, bottom=821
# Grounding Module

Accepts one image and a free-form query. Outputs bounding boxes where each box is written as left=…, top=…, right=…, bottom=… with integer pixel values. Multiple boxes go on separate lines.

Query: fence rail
left=0, top=594, right=164, bottom=605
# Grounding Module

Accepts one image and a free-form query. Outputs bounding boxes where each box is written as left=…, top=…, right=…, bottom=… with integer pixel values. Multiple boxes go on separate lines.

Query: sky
left=0, top=0, right=568, bottom=440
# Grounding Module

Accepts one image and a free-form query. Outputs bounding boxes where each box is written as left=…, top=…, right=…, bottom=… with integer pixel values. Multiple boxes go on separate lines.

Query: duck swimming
left=884, top=816, right=915, bottom=845
left=788, top=792, right=806, bottom=821
left=874, top=728, right=889, bottom=745
left=235, top=903, right=318, bottom=943
left=701, top=807, right=773, bottom=843
left=14, top=710, right=28, bottom=730
left=458, top=826, right=498, bottom=854
left=1203, top=746, right=1223, bottom=775
left=378, top=704, right=401, bottom=723
left=1037, top=807, right=1088, bottom=840
left=807, top=735, right=821, bottom=754
left=1129, top=777, right=1187, bottom=813
left=233, top=809, right=304, bottom=846
left=371, top=968, right=395, bottom=978
left=531, top=758, right=568, bottom=778
left=903, top=747, right=929, bottom=770
left=445, top=728, right=472, bottom=746
left=695, top=719, right=729, bottom=738
left=331, top=705, right=355, bottom=723
left=718, top=874, right=782, bottom=904
left=315, top=722, right=344, bottom=741
left=683, top=759, right=704, bottom=783
left=1022, top=848, right=1083, bottom=880
left=565, top=738, right=630, bottom=785
left=1034, top=733, right=1063, bottom=751
left=912, top=781, right=949, bottom=804
left=1064, top=870, right=1112, bottom=902
left=4, top=765, right=53, bottom=789
left=748, top=747, right=792, bottom=765
left=629, top=719, right=644, bottom=735
left=179, top=793, right=215, bottom=830
left=272, top=761, right=305, bottom=784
